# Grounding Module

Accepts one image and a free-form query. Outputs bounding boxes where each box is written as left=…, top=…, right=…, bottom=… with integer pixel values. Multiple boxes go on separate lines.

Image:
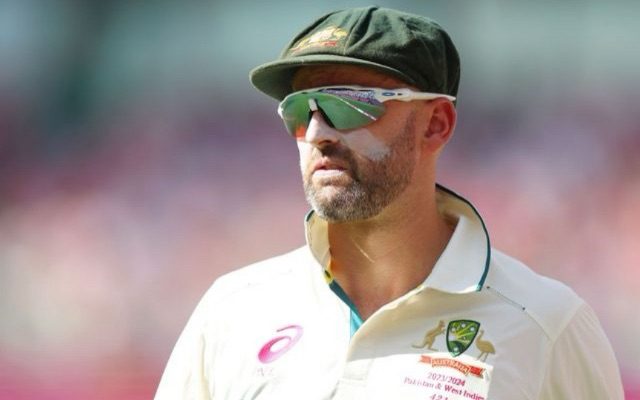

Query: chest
left=207, top=290, right=548, bottom=400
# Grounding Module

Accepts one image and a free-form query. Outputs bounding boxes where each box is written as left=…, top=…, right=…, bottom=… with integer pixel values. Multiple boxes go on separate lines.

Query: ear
left=419, top=98, right=457, bottom=154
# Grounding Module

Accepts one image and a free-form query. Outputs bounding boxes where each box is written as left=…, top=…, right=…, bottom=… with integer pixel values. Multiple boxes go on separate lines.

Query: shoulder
left=200, top=246, right=313, bottom=305
left=484, top=249, right=585, bottom=341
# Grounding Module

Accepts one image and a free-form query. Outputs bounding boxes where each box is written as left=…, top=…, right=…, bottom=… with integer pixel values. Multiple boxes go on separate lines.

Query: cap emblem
left=288, top=26, right=348, bottom=54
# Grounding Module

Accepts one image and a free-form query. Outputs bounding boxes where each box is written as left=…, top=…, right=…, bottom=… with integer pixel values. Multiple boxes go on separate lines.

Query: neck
left=327, top=185, right=453, bottom=320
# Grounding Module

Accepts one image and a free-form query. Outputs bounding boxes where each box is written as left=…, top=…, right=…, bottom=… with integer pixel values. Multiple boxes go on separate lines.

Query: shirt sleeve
left=538, top=303, right=624, bottom=400
left=154, top=288, right=216, bottom=400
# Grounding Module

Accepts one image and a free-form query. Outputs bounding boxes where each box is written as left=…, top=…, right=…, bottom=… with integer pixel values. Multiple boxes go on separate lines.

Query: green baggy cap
left=250, top=6, right=460, bottom=101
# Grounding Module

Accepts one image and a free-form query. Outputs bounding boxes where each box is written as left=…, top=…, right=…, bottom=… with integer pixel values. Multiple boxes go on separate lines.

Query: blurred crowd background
left=0, top=1, right=638, bottom=399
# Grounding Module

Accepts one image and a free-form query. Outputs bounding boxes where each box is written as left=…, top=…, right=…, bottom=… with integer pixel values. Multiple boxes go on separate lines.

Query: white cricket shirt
left=155, top=186, right=624, bottom=399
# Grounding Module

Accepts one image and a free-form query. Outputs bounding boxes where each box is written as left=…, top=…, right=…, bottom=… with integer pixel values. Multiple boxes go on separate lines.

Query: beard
left=302, top=113, right=417, bottom=222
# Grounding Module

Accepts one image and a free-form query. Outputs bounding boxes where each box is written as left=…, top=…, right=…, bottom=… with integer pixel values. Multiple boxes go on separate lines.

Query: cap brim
left=249, top=54, right=416, bottom=101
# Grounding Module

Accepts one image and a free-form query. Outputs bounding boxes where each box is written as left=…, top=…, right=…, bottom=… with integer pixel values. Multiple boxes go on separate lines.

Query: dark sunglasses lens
left=316, top=95, right=384, bottom=130
left=279, top=91, right=386, bottom=137
left=280, top=95, right=311, bottom=137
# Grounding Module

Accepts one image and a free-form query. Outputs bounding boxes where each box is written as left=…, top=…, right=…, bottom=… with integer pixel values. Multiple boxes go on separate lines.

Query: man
left=155, top=7, right=624, bottom=399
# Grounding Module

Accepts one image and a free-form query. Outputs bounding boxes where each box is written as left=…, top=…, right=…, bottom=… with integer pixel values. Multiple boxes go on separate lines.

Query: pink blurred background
left=0, top=1, right=638, bottom=398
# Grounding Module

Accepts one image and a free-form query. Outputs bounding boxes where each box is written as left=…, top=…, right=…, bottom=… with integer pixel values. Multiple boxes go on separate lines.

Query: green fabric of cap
left=250, top=6, right=460, bottom=101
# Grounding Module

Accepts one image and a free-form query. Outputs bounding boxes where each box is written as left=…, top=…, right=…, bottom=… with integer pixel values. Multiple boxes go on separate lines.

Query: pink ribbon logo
left=257, top=325, right=303, bottom=364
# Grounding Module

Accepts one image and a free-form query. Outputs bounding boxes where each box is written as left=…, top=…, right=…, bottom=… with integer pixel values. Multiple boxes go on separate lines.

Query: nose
left=303, top=109, right=341, bottom=147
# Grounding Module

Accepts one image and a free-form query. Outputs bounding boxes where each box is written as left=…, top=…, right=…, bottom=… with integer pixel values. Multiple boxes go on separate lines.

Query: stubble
left=303, top=113, right=417, bottom=222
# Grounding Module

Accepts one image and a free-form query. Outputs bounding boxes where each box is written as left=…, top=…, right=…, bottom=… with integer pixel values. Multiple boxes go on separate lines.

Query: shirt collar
left=304, top=184, right=491, bottom=294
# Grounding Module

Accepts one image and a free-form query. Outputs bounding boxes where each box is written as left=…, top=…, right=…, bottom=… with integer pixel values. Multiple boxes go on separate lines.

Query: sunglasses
left=277, top=85, right=456, bottom=138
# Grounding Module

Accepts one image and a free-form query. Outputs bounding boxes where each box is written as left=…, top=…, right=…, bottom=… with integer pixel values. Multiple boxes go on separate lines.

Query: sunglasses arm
left=387, top=88, right=456, bottom=102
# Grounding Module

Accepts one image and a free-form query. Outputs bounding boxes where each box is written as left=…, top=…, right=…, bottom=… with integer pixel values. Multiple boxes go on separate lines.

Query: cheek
left=341, top=128, right=390, bottom=161
left=296, top=141, right=313, bottom=173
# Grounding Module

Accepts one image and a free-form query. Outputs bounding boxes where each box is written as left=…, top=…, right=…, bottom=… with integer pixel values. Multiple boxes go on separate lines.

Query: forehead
left=292, top=65, right=413, bottom=91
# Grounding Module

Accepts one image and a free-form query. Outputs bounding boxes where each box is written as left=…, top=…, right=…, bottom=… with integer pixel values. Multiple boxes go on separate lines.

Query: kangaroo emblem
left=412, top=320, right=445, bottom=351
